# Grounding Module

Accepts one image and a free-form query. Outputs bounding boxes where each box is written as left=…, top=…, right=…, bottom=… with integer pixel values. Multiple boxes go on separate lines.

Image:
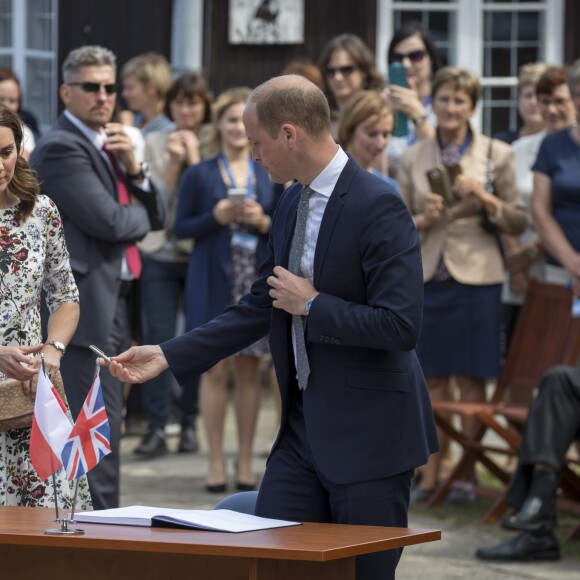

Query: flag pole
left=69, top=478, right=80, bottom=523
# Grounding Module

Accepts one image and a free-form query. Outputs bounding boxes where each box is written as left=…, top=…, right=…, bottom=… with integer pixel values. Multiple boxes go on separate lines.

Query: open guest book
left=70, top=505, right=302, bottom=533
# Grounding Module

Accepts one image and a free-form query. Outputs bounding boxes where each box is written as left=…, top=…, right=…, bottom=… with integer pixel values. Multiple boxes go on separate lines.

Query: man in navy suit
left=107, top=75, right=438, bottom=579
left=31, top=45, right=165, bottom=510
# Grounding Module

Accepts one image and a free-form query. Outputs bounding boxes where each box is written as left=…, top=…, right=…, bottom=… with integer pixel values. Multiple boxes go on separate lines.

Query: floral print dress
left=0, top=195, right=92, bottom=509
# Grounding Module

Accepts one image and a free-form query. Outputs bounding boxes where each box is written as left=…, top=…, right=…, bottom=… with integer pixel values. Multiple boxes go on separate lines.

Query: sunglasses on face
left=325, top=65, right=357, bottom=79
left=68, top=81, right=117, bottom=95
left=391, top=49, right=426, bottom=64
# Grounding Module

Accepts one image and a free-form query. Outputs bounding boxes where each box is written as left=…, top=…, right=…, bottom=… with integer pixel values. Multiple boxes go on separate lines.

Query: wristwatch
left=126, top=162, right=149, bottom=181
left=412, top=113, right=428, bottom=127
left=45, top=340, right=66, bottom=355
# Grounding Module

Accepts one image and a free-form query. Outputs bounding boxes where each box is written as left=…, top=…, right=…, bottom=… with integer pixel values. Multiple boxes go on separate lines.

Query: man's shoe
left=178, top=427, right=199, bottom=453
left=501, top=496, right=556, bottom=532
left=475, top=531, right=560, bottom=562
left=134, top=429, right=167, bottom=457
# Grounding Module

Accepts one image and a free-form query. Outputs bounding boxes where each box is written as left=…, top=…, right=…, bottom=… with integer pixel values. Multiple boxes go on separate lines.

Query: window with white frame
left=377, top=0, right=564, bottom=135
left=0, top=0, right=58, bottom=131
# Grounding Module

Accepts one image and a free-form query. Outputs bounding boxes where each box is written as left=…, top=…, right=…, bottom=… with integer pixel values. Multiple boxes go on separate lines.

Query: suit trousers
left=255, top=386, right=413, bottom=580
left=506, top=365, right=580, bottom=508
left=60, top=290, right=132, bottom=510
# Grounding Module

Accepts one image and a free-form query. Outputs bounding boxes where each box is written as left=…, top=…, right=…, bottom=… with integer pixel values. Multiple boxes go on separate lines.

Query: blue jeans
left=140, top=256, right=199, bottom=431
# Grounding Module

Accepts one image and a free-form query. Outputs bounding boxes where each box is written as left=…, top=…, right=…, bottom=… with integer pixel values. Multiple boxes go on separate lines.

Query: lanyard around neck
left=220, top=152, right=255, bottom=199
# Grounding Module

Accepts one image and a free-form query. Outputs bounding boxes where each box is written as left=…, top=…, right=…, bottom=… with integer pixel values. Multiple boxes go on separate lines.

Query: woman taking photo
left=174, top=87, right=274, bottom=492
left=318, top=34, right=384, bottom=139
left=385, top=22, right=442, bottom=177
left=398, top=68, right=526, bottom=502
left=0, top=105, right=91, bottom=508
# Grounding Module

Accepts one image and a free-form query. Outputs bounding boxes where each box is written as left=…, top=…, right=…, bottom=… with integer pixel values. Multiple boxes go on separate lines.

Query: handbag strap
left=485, top=139, right=495, bottom=196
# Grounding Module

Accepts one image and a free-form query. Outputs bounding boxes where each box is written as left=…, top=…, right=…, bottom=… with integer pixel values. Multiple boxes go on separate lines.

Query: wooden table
left=0, top=507, right=440, bottom=579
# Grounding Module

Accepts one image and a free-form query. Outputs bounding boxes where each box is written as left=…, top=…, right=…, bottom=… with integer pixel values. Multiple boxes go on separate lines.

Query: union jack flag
left=61, top=366, right=111, bottom=480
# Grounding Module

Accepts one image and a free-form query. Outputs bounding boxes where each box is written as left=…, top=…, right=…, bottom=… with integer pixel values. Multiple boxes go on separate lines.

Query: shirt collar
left=309, top=146, right=349, bottom=197
left=64, top=109, right=107, bottom=151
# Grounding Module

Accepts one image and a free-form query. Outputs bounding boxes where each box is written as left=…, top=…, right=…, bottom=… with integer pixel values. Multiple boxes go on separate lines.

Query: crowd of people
left=1, top=22, right=579, bottom=579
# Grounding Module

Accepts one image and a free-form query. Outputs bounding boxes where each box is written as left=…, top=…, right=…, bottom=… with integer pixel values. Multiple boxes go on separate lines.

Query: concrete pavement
left=119, top=389, right=579, bottom=579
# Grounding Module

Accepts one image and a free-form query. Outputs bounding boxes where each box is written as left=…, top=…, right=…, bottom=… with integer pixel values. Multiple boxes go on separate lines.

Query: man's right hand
left=105, top=345, right=169, bottom=383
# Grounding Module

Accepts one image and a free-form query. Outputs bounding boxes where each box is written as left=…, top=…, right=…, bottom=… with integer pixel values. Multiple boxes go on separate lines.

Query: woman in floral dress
left=0, top=105, right=91, bottom=508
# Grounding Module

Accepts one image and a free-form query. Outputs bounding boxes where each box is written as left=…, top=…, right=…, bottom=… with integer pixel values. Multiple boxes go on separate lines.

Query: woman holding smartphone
left=398, top=67, right=526, bottom=503
left=174, top=87, right=274, bottom=493
left=385, top=22, right=442, bottom=178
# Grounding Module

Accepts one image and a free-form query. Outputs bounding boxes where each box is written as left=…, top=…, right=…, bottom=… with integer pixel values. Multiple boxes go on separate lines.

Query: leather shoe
left=134, top=429, right=167, bottom=458
left=178, top=427, right=199, bottom=453
left=475, top=531, right=560, bottom=562
left=501, top=496, right=556, bottom=533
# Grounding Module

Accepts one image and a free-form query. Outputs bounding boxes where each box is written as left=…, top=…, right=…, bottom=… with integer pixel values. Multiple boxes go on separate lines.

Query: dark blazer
left=163, top=158, right=438, bottom=483
left=30, top=114, right=165, bottom=346
left=174, top=157, right=274, bottom=331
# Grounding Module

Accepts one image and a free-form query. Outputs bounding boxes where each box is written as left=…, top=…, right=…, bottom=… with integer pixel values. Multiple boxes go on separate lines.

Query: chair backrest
left=213, top=491, right=259, bottom=515
left=494, top=280, right=580, bottom=403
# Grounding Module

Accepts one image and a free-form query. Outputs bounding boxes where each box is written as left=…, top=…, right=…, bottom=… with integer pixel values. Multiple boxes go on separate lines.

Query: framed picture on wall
left=229, top=0, right=304, bottom=45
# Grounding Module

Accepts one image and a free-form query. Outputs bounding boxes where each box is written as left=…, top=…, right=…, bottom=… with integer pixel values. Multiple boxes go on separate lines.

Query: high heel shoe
left=234, top=459, right=256, bottom=492
left=205, top=482, right=227, bottom=493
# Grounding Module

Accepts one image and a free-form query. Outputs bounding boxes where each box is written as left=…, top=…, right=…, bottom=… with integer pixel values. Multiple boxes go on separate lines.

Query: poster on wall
left=229, top=0, right=305, bottom=45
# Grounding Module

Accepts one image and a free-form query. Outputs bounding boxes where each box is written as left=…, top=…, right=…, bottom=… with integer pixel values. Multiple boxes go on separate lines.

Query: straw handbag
left=0, top=370, right=66, bottom=431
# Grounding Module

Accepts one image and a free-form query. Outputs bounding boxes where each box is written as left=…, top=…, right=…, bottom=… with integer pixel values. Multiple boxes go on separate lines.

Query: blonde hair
left=121, top=52, right=172, bottom=99
left=518, top=62, right=549, bottom=93
left=337, top=90, right=392, bottom=149
left=205, top=87, right=252, bottom=157
left=432, top=67, right=482, bottom=108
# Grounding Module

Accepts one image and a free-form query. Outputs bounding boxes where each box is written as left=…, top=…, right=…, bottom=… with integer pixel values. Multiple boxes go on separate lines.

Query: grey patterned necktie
left=288, top=186, right=313, bottom=390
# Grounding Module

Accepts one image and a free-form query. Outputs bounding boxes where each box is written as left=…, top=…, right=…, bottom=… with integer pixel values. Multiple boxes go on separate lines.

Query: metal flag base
left=44, top=518, right=85, bottom=535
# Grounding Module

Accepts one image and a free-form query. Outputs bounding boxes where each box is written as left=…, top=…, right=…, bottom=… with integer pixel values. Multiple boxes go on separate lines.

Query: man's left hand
left=268, top=266, right=318, bottom=316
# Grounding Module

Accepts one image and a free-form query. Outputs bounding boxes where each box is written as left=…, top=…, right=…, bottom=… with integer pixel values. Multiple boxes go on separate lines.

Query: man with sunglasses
left=30, top=45, right=165, bottom=511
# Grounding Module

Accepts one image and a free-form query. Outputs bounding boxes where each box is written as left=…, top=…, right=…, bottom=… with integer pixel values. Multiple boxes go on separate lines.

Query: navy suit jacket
left=30, top=114, right=165, bottom=346
left=163, top=157, right=438, bottom=484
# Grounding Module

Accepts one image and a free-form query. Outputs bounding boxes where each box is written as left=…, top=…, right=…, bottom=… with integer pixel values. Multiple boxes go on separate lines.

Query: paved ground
left=119, top=389, right=579, bottom=579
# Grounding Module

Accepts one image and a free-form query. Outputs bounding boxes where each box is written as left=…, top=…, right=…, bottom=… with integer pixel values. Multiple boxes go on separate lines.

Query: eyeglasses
left=325, top=65, right=357, bottom=79
left=391, top=49, right=426, bottom=64
left=68, top=82, right=117, bottom=95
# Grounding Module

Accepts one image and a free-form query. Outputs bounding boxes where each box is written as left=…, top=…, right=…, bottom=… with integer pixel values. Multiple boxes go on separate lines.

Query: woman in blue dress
left=175, top=88, right=274, bottom=492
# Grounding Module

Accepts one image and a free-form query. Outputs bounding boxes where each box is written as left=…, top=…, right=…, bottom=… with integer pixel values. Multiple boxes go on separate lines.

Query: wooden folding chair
left=427, top=281, right=580, bottom=516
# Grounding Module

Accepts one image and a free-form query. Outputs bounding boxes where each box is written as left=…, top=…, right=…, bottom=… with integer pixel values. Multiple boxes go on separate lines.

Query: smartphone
left=90, top=345, right=111, bottom=365
left=228, top=188, right=248, bottom=203
left=388, top=62, right=408, bottom=138
left=426, top=166, right=454, bottom=206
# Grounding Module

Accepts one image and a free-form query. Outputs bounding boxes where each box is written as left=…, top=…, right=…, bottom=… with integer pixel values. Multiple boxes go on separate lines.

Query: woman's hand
left=21, top=345, right=62, bottom=398
left=509, top=270, right=529, bottom=294
left=241, top=200, right=270, bottom=233
left=505, top=244, right=539, bottom=275
left=420, top=192, right=444, bottom=229
left=212, top=199, right=243, bottom=225
left=454, top=174, right=500, bottom=215
left=166, top=131, right=188, bottom=163
left=0, top=344, right=43, bottom=381
left=385, top=85, right=426, bottom=120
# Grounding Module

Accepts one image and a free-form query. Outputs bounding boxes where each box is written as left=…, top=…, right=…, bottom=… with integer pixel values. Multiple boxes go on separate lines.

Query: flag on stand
left=30, top=368, right=72, bottom=481
left=61, top=366, right=111, bottom=480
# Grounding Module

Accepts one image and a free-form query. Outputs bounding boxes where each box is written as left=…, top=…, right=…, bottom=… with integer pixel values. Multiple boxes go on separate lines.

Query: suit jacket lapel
left=56, top=114, right=118, bottom=194
left=312, top=161, right=353, bottom=288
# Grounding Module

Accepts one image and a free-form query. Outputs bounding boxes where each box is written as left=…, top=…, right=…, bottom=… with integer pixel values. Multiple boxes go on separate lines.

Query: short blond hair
left=337, top=90, right=392, bottom=149
left=121, top=52, right=172, bottom=98
left=518, top=62, right=549, bottom=93
left=432, top=67, right=481, bottom=108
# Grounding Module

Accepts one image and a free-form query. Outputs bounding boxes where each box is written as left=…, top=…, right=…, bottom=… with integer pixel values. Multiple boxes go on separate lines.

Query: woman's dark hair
left=387, top=22, right=442, bottom=74
left=536, top=66, right=566, bottom=97
left=318, top=34, right=384, bottom=110
left=164, top=72, right=213, bottom=125
left=0, top=105, right=39, bottom=222
left=0, top=66, right=22, bottom=113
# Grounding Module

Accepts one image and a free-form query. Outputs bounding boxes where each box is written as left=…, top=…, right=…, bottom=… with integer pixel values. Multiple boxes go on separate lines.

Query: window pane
left=490, top=48, right=511, bottom=77
left=517, top=11, right=540, bottom=40
left=0, top=0, right=12, bottom=47
left=0, top=55, right=12, bottom=68
left=26, top=57, right=54, bottom=127
left=27, top=0, right=54, bottom=51
left=487, top=11, right=511, bottom=41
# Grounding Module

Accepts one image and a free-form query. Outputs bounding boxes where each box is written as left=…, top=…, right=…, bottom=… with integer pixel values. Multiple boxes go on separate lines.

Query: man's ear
left=281, top=123, right=297, bottom=145
left=59, top=83, right=71, bottom=107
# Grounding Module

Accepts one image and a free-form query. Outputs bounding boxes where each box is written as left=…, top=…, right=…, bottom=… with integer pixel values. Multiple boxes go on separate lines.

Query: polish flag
left=30, top=369, right=72, bottom=481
